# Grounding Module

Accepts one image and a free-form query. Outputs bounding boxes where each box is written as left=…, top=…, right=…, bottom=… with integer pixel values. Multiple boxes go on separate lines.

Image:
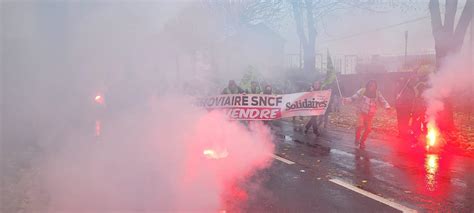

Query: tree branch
left=305, top=0, right=317, bottom=40
left=291, top=0, right=308, bottom=47
left=429, top=0, right=443, bottom=39
left=453, top=0, right=473, bottom=46
left=444, top=0, right=458, bottom=34
left=337, top=0, right=391, bottom=13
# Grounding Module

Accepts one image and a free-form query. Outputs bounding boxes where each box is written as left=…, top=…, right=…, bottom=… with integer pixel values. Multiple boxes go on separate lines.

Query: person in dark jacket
left=318, top=81, right=337, bottom=128
left=304, top=80, right=322, bottom=135
left=411, top=79, right=428, bottom=139
left=262, top=84, right=273, bottom=126
left=395, top=76, right=416, bottom=139
left=222, top=80, right=245, bottom=94
left=263, top=84, right=273, bottom=95
left=249, top=81, right=262, bottom=94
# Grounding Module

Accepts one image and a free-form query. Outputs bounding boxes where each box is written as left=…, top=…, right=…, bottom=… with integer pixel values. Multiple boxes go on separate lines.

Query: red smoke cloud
left=38, top=97, right=274, bottom=212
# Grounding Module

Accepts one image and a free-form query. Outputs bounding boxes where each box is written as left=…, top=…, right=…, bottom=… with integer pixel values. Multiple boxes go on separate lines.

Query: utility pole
left=469, top=11, right=474, bottom=73
left=404, top=30, right=408, bottom=67
left=469, top=10, right=473, bottom=121
left=299, top=40, right=303, bottom=70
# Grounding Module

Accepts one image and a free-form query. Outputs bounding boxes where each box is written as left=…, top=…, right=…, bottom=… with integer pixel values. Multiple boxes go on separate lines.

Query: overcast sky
left=280, top=0, right=472, bottom=57
left=2, top=0, right=471, bottom=59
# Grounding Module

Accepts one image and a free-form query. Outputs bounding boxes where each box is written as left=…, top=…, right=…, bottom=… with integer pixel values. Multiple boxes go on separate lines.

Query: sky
left=3, top=0, right=471, bottom=56
left=1, top=0, right=472, bottom=79
left=280, top=0, right=472, bottom=57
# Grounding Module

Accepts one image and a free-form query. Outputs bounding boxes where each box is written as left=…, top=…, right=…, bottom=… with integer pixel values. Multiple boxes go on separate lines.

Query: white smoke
left=2, top=1, right=278, bottom=212
left=38, top=96, right=274, bottom=212
left=423, top=53, right=473, bottom=118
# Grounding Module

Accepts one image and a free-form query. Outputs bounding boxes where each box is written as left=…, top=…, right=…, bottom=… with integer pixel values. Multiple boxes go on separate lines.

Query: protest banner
left=195, top=90, right=332, bottom=120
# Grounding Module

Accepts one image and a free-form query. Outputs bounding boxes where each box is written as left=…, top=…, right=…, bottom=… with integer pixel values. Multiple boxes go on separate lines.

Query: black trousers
left=305, top=116, right=319, bottom=133
left=396, top=108, right=411, bottom=137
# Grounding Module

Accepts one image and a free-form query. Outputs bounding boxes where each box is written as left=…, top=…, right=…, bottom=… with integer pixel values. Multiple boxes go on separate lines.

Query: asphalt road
left=2, top=117, right=473, bottom=212
left=234, top=120, right=474, bottom=212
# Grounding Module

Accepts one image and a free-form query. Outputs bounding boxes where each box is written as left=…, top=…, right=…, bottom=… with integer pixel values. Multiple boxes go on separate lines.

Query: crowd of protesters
left=215, top=70, right=429, bottom=149
left=221, top=80, right=274, bottom=95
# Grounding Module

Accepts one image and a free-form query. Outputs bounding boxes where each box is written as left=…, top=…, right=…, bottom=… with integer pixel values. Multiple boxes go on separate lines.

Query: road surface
left=2, top=119, right=474, bottom=212
left=235, top=120, right=474, bottom=212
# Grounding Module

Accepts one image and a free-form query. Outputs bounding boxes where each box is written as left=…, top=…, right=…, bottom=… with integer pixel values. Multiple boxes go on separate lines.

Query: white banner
left=196, top=90, right=332, bottom=120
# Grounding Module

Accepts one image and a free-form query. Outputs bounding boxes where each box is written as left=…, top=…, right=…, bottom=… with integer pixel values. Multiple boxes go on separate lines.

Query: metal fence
left=286, top=53, right=435, bottom=74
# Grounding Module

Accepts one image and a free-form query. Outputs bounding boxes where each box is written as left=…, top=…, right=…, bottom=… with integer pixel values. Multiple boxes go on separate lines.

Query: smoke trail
left=423, top=53, right=473, bottom=120
left=36, top=96, right=274, bottom=212
left=3, top=2, right=280, bottom=211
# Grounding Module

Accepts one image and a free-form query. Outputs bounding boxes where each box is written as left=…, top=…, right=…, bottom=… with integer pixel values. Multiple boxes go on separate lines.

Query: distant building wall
left=286, top=53, right=435, bottom=75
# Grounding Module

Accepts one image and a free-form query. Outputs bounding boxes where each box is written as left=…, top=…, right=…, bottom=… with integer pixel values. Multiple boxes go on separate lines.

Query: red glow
left=94, top=94, right=105, bottom=105
left=221, top=181, right=249, bottom=211
left=95, top=120, right=101, bottom=137
left=203, top=148, right=229, bottom=159
left=424, top=154, right=439, bottom=191
left=426, top=119, right=439, bottom=150
left=180, top=111, right=273, bottom=210
left=398, top=143, right=452, bottom=211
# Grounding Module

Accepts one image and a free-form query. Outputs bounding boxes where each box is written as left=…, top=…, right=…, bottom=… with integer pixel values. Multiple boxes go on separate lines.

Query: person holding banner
left=222, top=80, right=245, bottom=94
left=318, top=81, right=337, bottom=129
left=248, top=81, right=262, bottom=94
left=261, top=84, right=274, bottom=126
left=344, top=80, right=391, bottom=148
left=304, top=80, right=323, bottom=135
left=263, top=84, right=273, bottom=95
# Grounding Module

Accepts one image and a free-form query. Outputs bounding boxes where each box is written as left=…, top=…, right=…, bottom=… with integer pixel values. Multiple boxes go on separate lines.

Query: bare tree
left=173, top=0, right=387, bottom=74
left=291, top=0, right=316, bottom=72
left=428, top=0, right=472, bottom=130
left=204, top=0, right=287, bottom=38
left=429, top=0, right=473, bottom=70
left=290, top=0, right=388, bottom=72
